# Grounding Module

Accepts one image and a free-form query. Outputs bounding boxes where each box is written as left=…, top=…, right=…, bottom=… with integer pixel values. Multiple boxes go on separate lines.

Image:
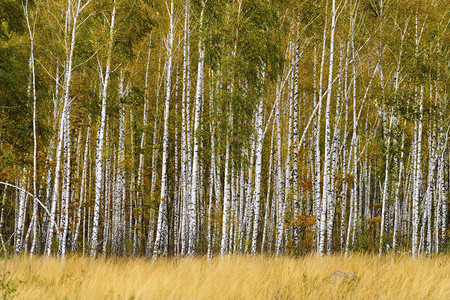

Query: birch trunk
left=261, top=127, right=274, bottom=253
left=91, top=2, right=116, bottom=258
left=243, top=134, right=255, bottom=252
left=59, top=102, right=71, bottom=257
left=139, top=33, right=152, bottom=255
left=15, top=177, right=27, bottom=255
left=188, top=2, right=205, bottom=255
left=319, top=0, right=336, bottom=254
left=112, top=71, right=125, bottom=255
left=345, top=15, right=358, bottom=254
left=393, top=133, right=405, bottom=251
left=102, top=126, right=111, bottom=258
left=146, top=59, right=163, bottom=255
left=379, top=115, right=392, bottom=255
left=23, top=0, right=39, bottom=256
left=425, top=125, right=437, bottom=255
left=220, top=108, right=232, bottom=255
left=291, top=44, right=300, bottom=247
left=153, top=0, right=174, bottom=257
left=180, top=0, right=192, bottom=257
left=412, top=86, right=423, bottom=258
left=72, top=126, right=90, bottom=252
left=435, top=113, right=445, bottom=252
left=326, top=41, right=343, bottom=254
left=46, top=0, right=86, bottom=256
left=275, top=93, right=285, bottom=255
left=250, top=68, right=265, bottom=254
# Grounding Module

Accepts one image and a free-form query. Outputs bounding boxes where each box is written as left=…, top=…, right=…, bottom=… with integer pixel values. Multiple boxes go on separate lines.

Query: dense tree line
left=0, top=0, right=448, bottom=258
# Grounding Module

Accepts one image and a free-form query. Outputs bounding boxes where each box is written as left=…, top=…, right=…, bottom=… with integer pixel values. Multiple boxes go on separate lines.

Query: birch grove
left=0, top=0, right=448, bottom=258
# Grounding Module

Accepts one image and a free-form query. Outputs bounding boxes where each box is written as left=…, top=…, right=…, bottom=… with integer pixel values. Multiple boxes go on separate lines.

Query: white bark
left=46, top=0, right=87, bottom=256
left=250, top=68, right=265, bottom=254
left=379, top=115, right=392, bottom=255
left=345, top=16, right=358, bottom=254
left=261, top=126, right=274, bottom=253
left=207, top=114, right=215, bottom=257
left=59, top=102, right=71, bottom=257
left=291, top=44, right=300, bottom=247
left=425, top=126, right=437, bottom=255
left=147, top=59, right=163, bottom=255
left=23, top=0, right=39, bottom=257
left=275, top=91, right=285, bottom=255
left=435, top=114, right=446, bottom=252
left=102, top=126, right=111, bottom=258
left=188, top=2, right=205, bottom=255
left=112, top=71, right=125, bottom=256
left=326, top=42, right=344, bottom=254
left=412, top=86, right=423, bottom=258
left=180, top=0, right=192, bottom=257
left=72, top=126, right=90, bottom=252
left=393, top=133, right=405, bottom=252
left=313, top=41, right=323, bottom=237
left=139, top=33, right=152, bottom=256
left=220, top=109, right=232, bottom=255
left=319, top=0, right=336, bottom=254
left=91, top=2, right=116, bottom=258
left=244, top=133, right=255, bottom=252
left=0, top=186, right=7, bottom=242
left=15, top=177, right=27, bottom=255
left=153, top=0, right=174, bottom=257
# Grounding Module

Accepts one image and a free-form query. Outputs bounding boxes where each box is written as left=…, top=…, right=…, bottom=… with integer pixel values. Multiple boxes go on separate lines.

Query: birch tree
left=153, top=0, right=175, bottom=257
left=92, top=1, right=116, bottom=258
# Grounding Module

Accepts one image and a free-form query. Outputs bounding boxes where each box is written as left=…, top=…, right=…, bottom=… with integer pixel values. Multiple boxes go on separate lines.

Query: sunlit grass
left=4, top=253, right=449, bottom=299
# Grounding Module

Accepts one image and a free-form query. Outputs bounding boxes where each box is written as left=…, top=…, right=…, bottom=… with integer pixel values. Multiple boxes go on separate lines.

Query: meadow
left=3, top=253, right=449, bottom=299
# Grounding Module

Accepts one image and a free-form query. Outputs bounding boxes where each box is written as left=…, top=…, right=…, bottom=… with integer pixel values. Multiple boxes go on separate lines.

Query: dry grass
left=4, top=253, right=449, bottom=299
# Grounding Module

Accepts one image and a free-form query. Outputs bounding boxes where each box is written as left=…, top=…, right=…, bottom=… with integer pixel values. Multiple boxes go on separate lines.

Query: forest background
left=0, top=0, right=449, bottom=261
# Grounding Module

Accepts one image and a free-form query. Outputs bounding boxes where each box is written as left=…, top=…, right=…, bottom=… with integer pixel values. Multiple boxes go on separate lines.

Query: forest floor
left=2, top=253, right=449, bottom=299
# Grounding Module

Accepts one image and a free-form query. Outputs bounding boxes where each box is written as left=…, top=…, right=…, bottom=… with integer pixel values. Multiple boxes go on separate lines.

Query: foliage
left=285, top=214, right=316, bottom=255
left=0, top=271, right=19, bottom=300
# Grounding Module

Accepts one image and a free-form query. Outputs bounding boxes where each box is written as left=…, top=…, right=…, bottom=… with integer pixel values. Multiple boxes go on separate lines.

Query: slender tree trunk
left=261, top=127, right=275, bottom=253
left=102, top=126, right=111, bottom=258
left=319, top=0, right=336, bottom=254
left=46, top=0, right=85, bottom=256
left=424, top=124, right=437, bottom=255
left=345, top=14, right=358, bottom=254
left=291, top=43, right=300, bottom=248
left=220, top=110, right=232, bottom=255
left=379, top=115, right=392, bottom=255
left=250, top=68, right=265, bottom=254
left=15, top=176, right=27, bottom=255
left=435, top=112, right=445, bottom=252
left=153, top=0, right=174, bottom=257
left=393, top=133, right=405, bottom=252
left=72, top=126, right=90, bottom=252
left=139, top=33, right=152, bottom=256
left=188, top=2, right=205, bottom=255
left=91, top=2, right=116, bottom=258
left=275, top=92, right=285, bottom=255
left=243, top=133, right=255, bottom=252
left=23, top=0, right=40, bottom=257
left=59, top=102, right=71, bottom=257
left=412, top=86, right=423, bottom=258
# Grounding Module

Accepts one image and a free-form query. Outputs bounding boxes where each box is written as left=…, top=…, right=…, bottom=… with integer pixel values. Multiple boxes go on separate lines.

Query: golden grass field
left=3, top=253, right=449, bottom=299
